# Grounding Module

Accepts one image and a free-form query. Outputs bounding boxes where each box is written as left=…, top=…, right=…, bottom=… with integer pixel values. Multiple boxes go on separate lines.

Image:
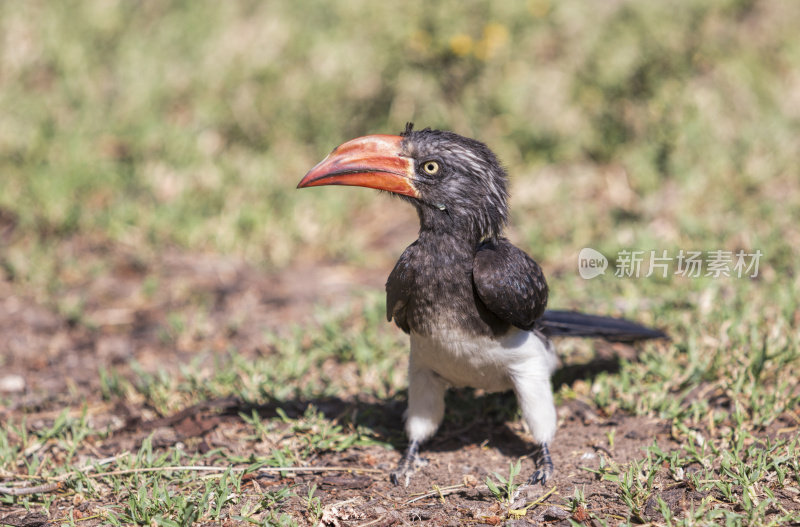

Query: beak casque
left=297, top=135, right=419, bottom=198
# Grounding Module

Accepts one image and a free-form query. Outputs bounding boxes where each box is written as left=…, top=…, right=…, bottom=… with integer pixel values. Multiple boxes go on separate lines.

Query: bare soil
left=1, top=245, right=797, bottom=526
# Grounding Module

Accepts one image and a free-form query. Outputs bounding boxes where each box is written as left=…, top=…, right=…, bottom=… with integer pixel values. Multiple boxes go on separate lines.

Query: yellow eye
left=422, top=161, right=440, bottom=175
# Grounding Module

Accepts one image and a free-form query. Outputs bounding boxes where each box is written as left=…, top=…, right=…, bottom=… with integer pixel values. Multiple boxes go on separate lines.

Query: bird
left=297, top=123, right=666, bottom=487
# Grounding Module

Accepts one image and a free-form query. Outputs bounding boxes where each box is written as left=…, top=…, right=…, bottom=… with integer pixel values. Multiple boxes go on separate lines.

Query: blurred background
left=0, top=0, right=798, bottom=377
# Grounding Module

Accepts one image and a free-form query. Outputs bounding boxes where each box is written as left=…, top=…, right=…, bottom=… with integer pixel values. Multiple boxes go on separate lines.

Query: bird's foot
left=526, top=443, right=554, bottom=486
left=390, top=440, right=427, bottom=486
left=389, top=455, right=428, bottom=487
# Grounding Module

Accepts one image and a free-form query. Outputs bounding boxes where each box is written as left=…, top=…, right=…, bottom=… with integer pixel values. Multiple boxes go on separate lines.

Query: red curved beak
left=297, top=135, right=419, bottom=198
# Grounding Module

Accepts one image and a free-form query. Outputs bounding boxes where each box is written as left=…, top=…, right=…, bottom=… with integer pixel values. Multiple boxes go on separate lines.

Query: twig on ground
left=591, top=444, right=614, bottom=458
left=257, top=466, right=383, bottom=475
left=85, top=465, right=382, bottom=479
left=509, top=485, right=558, bottom=517
left=355, top=516, right=385, bottom=527
left=405, top=483, right=469, bottom=504
left=0, top=481, right=62, bottom=496
left=0, top=461, right=381, bottom=496
left=52, top=514, right=104, bottom=524
left=0, top=455, right=127, bottom=496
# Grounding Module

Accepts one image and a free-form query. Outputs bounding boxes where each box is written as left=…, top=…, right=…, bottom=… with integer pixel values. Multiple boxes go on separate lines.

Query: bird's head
left=298, top=124, right=509, bottom=241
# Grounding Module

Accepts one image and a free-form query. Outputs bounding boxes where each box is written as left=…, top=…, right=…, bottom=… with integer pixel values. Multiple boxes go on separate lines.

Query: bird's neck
left=416, top=230, right=478, bottom=260
left=415, top=206, right=497, bottom=251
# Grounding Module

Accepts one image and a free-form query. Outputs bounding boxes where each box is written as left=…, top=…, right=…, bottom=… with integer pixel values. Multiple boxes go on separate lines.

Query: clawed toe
left=391, top=440, right=426, bottom=486
left=527, top=468, right=551, bottom=486
left=390, top=456, right=427, bottom=486
left=390, top=468, right=408, bottom=487
left=527, top=443, right=554, bottom=486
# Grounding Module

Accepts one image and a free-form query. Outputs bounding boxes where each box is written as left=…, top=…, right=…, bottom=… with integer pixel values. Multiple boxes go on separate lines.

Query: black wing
left=472, top=237, right=548, bottom=331
left=385, top=242, right=417, bottom=334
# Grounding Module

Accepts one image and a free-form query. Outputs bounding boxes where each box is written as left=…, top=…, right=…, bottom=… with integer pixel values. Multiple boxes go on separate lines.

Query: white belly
left=410, top=327, right=557, bottom=392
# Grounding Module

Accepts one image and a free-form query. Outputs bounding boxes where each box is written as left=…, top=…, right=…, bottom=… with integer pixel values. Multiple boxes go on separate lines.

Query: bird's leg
left=509, top=339, right=558, bottom=486
left=390, top=439, right=427, bottom=486
left=391, top=358, right=446, bottom=486
left=527, top=443, right=554, bottom=485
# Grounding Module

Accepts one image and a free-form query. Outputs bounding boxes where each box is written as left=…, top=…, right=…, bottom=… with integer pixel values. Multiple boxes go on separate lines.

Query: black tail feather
left=538, top=310, right=667, bottom=343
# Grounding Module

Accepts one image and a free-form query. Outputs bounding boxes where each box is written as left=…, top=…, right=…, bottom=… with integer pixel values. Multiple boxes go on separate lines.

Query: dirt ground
left=1, top=244, right=798, bottom=526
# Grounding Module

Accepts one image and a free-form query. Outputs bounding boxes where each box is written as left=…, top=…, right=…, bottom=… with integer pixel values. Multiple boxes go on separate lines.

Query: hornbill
left=297, top=124, right=666, bottom=486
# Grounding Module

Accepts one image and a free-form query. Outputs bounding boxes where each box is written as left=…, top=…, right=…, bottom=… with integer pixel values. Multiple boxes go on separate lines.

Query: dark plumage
left=298, top=124, right=666, bottom=487
left=473, top=238, right=548, bottom=331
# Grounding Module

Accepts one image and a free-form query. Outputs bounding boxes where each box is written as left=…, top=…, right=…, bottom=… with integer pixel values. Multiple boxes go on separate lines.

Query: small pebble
left=0, top=374, right=25, bottom=393
left=540, top=506, right=569, bottom=521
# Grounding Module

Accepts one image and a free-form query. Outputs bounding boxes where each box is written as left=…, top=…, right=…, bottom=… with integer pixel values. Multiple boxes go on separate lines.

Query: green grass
left=486, top=460, right=523, bottom=508
left=1, top=0, right=800, bottom=525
